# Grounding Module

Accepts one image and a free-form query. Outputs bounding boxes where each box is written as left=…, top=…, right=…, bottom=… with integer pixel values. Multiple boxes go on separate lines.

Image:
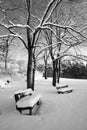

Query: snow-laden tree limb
left=43, top=22, right=87, bottom=41
left=36, top=41, right=61, bottom=59
left=8, top=24, right=32, bottom=32
left=0, top=33, right=28, bottom=49
left=0, top=22, right=32, bottom=32
left=35, top=39, right=81, bottom=62
left=40, top=0, right=62, bottom=26
left=44, top=0, right=63, bottom=23
left=66, top=29, right=80, bottom=41
left=64, top=54, right=87, bottom=62
left=40, top=26, right=69, bottom=46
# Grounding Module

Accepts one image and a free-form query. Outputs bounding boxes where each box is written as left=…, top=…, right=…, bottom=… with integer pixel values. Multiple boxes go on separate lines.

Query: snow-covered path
left=0, top=78, right=87, bottom=130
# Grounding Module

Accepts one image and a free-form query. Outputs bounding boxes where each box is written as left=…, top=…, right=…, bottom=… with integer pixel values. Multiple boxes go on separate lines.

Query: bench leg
left=16, top=105, right=22, bottom=114
left=18, top=108, right=22, bottom=114
left=29, top=108, right=32, bottom=115
left=19, top=109, right=22, bottom=114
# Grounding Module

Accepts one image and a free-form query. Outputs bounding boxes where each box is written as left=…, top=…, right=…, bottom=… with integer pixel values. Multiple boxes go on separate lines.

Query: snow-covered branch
left=40, top=0, right=62, bottom=26
left=44, top=0, right=62, bottom=23
left=8, top=24, right=32, bottom=32
left=64, top=54, right=87, bottom=62
left=0, top=33, right=28, bottom=49
left=43, top=22, right=87, bottom=41
left=36, top=41, right=61, bottom=58
left=0, top=22, right=32, bottom=33
left=41, top=26, right=68, bottom=46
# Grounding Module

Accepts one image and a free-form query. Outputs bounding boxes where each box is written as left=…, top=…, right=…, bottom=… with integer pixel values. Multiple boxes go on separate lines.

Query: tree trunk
left=44, top=55, right=47, bottom=79
left=44, top=64, right=47, bottom=79
left=32, top=68, right=35, bottom=90
left=5, top=40, right=8, bottom=70
left=32, top=53, right=36, bottom=91
left=27, top=48, right=34, bottom=90
left=52, top=60, right=57, bottom=86
left=5, top=52, right=8, bottom=70
left=57, top=43, right=61, bottom=83
left=57, top=58, right=61, bottom=83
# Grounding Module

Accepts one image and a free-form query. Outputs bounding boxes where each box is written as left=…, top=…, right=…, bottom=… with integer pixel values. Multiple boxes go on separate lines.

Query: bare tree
left=0, top=0, right=87, bottom=90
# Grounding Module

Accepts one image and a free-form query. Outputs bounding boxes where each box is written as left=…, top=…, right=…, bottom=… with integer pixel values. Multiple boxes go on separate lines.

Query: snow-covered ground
left=0, top=75, right=87, bottom=130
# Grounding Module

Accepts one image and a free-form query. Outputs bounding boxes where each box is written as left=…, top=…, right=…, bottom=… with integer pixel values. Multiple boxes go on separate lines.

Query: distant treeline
left=61, top=62, right=87, bottom=79
left=37, top=62, right=87, bottom=79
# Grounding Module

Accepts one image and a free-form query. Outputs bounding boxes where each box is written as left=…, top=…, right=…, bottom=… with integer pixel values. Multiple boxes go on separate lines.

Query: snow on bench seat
left=56, top=84, right=68, bottom=89
left=16, top=92, right=41, bottom=115
left=57, top=87, right=73, bottom=94
left=16, top=93, right=41, bottom=108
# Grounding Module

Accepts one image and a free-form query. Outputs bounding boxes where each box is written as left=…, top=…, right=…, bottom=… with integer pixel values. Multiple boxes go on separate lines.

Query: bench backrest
left=14, top=89, right=33, bottom=102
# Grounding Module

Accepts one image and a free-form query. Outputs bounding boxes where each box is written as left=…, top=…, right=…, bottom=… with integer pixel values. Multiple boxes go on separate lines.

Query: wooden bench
left=14, top=89, right=41, bottom=115
left=56, top=84, right=68, bottom=90
left=57, top=87, right=73, bottom=94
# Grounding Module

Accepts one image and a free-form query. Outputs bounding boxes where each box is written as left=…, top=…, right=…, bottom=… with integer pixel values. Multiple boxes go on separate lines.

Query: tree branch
left=40, top=0, right=62, bottom=26
left=43, top=22, right=87, bottom=41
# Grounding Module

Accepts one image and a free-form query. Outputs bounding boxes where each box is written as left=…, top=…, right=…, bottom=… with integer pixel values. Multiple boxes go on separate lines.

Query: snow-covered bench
left=56, top=84, right=68, bottom=90
left=57, top=87, right=73, bottom=94
left=14, top=89, right=41, bottom=115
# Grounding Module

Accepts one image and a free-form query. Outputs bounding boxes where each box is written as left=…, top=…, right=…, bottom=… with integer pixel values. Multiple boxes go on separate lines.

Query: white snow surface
left=0, top=77, right=87, bottom=130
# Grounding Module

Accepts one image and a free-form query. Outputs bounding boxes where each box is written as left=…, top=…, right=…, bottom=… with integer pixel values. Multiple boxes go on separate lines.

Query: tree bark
left=57, top=42, right=61, bottom=83
left=44, top=64, right=47, bottom=79
left=57, top=58, right=61, bottom=83
left=5, top=39, right=9, bottom=70
left=5, top=51, right=8, bottom=70
left=52, top=60, right=57, bottom=86
left=44, top=55, right=47, bottom=79
left=32, top=68, right=35, bottom=91
left=32, top=53, right=36, bottom=91
left=27, top=48, right=33, bottom=90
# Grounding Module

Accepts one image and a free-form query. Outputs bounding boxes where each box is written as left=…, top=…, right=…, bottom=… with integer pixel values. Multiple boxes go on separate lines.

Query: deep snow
left=0, top=74, right=87, bottom=130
